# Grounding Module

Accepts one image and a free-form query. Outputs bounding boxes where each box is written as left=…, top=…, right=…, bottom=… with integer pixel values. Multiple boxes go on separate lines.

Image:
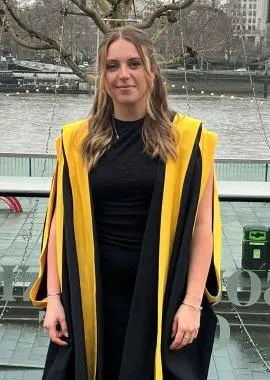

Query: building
left=230, top=0, right=270, bottom=47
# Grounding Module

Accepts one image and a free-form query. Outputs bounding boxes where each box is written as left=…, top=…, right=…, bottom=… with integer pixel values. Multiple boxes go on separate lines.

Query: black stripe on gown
left=118, top=159, right=165, bottom=380
left=42, top=146, right=88, bottom=380
left=162, top=124, right=218, bottom=380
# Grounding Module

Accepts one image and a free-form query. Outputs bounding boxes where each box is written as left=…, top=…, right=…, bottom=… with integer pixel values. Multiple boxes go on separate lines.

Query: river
left=1, top=93, right=270, bottom=159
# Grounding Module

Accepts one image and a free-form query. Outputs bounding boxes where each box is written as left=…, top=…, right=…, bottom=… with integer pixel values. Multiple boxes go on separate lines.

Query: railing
left=215, top=158, right=270, bottom=182
left=0, top=153, right=55, bottom=177
left=0, top=153, right=270, bottom=181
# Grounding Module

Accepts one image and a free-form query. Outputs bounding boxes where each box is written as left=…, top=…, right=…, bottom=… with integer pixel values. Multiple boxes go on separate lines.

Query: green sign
left=252, top=249, right=261, bottom=259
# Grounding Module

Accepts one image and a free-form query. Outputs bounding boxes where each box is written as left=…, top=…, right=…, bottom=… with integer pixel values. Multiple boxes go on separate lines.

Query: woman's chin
left=115, top=97, right=138, bottom=106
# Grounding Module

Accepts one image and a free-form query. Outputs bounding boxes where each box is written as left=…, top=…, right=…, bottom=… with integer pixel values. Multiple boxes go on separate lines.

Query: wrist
left=47, top=292, right=61, bottom=297
left=47, top=294, right=62, bottom=305
left=182, top=302, right=203, bottom=312
left=183, top=293, right=202, bottom=308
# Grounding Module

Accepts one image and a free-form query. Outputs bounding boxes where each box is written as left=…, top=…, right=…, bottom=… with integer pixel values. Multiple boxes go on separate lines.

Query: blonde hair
left=82, top=26, right=177, bottom=170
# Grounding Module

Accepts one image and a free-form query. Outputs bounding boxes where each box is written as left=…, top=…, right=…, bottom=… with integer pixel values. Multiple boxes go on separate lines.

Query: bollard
left=0, top=259, right=17, bottom=301
left=264, top=60, right=269, bottom=99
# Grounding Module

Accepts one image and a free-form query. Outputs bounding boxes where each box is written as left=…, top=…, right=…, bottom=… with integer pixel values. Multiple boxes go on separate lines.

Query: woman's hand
left=43, top=296, right=69, bottom=346
left=169, top=303, right=201, bottom=350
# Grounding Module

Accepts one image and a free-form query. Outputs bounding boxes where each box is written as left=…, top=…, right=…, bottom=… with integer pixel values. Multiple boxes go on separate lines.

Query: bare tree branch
left=138, top=0, right=195, bottom=29
left=63, top=55, right=96, bottom=83
left=102, top=0, right=122, bottom=19
left=1, top=0, right=205, bottom=84
left=197, top=39, right=226, bottom=54
left=95, top=0, right=113, bottom=13
left=3, top=21, right=52, bottom=50
left=159, top=38, right=227, bottom=67
left=151, top=23, right=168, bottom=44
left=69, top=0, right=109, bottom=33
left=2, top=0, right=95, bottom=83
left=61, top=10, right=87, bottom=16
left=3, top=0, right=61, bottom=46
left=158, top=53, right=184, bottom=67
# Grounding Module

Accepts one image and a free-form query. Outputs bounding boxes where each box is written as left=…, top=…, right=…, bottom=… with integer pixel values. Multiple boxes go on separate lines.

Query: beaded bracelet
left=47, top=292, right=61, bottom=297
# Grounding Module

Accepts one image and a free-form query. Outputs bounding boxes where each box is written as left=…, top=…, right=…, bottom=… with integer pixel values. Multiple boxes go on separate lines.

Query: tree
left=141, top=0, right=233, bottom=65
left=0, top=0, right=195, bottom=82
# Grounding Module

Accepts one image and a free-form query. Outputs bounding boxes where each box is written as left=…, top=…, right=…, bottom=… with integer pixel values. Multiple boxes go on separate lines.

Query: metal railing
left=0, top=153, right=269, bottom=181
left=0, top=153, right=55, bottom=177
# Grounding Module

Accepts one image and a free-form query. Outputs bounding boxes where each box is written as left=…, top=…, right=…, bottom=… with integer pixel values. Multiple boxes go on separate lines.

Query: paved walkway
left=0, top=198, right=269, bottom=379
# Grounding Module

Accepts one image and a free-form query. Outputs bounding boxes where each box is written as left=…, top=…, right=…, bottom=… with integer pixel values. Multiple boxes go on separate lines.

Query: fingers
left=170, top=328, right=184, bottom=350
left=170, top=328, right=199, bottom=350
left=44, top=316, right=69, bottom=346
left=59, top=317, right=69, bottom=338
left=171, top=318, right=177, bottom=339
left=47, top=323, right=68, bottom=346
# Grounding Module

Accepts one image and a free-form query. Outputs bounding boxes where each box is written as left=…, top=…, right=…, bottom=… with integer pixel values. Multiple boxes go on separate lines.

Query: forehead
left=106, top=39, right=140, bottom=60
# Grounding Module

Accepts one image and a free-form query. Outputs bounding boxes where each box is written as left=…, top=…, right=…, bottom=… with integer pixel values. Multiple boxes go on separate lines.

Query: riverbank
left=1, top=69, right=270, bottom=96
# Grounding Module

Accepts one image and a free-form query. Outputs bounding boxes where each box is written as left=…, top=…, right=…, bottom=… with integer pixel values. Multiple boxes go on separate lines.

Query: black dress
left=90, top=117, right=160, bottom=379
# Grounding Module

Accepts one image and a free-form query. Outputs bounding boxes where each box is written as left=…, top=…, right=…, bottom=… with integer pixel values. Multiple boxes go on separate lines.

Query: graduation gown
left=30, top=112, right=222, bottom=380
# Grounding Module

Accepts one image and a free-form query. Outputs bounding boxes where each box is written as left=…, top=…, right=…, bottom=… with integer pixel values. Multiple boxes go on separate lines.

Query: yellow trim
left=205, top=171, right=222, bottom=302
left=55, top=136, right=64, bottom=289
left=198, top=129, right=222, bottom=301
left=62, top=120, right=97, bottom=380
left=154, top=114, right=203, bottom=380
left=30, top=136, right=64, bottom=309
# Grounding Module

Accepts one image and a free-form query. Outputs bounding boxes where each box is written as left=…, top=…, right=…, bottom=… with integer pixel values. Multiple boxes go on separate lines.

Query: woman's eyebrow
left=106, top=57, right=141, bottom=62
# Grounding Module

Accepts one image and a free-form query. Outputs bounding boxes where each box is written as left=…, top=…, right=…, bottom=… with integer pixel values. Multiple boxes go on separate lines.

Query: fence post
left=264, top=60, right=269, bottom=99
left=265, top=163, right=269, bottom=182
left=29, top=157, right=32, bottom=177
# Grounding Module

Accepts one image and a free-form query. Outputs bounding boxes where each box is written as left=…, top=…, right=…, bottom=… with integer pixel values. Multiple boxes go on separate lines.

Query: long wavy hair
left=82, top=26, right=178, bottom=170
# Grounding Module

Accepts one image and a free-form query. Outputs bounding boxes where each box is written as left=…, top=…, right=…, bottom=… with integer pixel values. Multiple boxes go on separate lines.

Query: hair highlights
left=82, top=26, right=177, bottom=170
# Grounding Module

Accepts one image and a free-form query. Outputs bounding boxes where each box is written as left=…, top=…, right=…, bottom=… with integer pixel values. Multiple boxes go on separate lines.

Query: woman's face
left=104, top=38, right=150, bottom=109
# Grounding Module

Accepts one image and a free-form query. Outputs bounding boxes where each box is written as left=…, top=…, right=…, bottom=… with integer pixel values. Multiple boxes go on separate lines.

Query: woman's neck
left=113, top=102, right=147, bottom=121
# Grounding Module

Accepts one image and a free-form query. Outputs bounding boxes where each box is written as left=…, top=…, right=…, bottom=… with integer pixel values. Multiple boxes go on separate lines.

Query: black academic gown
left=30, top=113, right=222, bottom=380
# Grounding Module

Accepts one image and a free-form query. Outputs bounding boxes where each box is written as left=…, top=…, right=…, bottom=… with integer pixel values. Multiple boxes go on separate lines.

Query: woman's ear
left=151, top=64, right=157, bottom=75
left=150, top=65, right=157, bottom=83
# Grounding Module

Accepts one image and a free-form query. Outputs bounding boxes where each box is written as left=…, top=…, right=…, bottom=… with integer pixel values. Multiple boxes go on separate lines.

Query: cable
left=178, top=3, right=191, bottom=114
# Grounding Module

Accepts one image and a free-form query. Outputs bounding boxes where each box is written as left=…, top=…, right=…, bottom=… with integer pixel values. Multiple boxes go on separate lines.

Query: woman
left=30, top=26, right=222, bottom=380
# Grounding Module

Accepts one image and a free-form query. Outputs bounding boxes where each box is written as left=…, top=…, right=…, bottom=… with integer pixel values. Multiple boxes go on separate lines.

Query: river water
left=1, top=93, right=270, bottom=159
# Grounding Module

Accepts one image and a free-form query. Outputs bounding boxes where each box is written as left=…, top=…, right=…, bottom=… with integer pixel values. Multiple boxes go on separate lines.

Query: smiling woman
left=30, top=26, right=222, bottom=380
left=104, top=39, right=149, bottom=118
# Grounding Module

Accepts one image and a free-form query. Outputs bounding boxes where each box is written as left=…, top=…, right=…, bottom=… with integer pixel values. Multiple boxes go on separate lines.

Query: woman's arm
left=47, top=211, right=61, bottom=295
left=170, top=164, right=215, bottom=350
left=183, top=164, right=214, bottom=308
left=44, top=210, right=69, bottom=346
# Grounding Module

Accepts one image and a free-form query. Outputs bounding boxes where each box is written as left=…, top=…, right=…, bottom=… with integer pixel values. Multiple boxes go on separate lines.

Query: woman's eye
left=106, top=63, right=118, bottom=71
left=129, top=61, right=141, bottom=68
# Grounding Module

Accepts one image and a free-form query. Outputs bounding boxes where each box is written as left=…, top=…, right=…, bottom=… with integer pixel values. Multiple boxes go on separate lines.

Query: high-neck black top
left=90, top=117, right=157, bottom=253
left=89, top=117, right=160, bottom=379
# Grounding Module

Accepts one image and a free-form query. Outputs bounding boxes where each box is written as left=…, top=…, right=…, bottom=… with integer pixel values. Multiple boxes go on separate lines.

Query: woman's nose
left=119, top=64, right=130, bottom=78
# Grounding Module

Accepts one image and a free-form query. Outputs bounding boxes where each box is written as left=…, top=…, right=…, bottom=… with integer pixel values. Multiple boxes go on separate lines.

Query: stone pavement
left=0, top=198, right=270, bottom=379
